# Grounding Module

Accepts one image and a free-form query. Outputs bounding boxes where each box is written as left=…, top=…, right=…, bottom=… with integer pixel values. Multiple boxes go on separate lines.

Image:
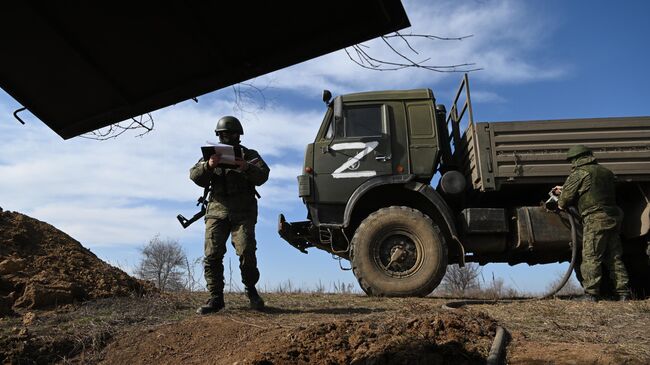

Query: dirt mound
left=252, top=311, right=497, bottom=364
left=100, top=307, right=497, bottom=365
left=0, top=208, right=153, bottom=315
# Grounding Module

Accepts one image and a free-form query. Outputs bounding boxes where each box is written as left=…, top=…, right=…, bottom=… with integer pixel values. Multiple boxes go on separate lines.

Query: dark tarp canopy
left=0, top=1, right=409, bottom=139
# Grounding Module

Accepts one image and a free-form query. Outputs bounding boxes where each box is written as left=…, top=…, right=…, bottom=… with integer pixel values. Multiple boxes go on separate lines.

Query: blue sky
left=1, top=0, right=648, bottom=294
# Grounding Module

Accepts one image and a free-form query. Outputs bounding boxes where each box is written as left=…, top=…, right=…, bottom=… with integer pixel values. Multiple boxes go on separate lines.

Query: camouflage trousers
left=581, top=212, right=629, bottom=296
left=204, top=217, right=260, bottom=297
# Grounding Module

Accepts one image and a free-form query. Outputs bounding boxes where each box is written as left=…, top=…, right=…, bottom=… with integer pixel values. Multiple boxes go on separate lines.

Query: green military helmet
left=215, top=116, right=244, bottom=135
left=566, top=145, right=592, bottom=161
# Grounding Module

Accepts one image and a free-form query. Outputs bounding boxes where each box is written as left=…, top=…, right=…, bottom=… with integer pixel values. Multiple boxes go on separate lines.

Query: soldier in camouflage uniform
left=190, top=116, right=270, bottom=314
left=554, top=145, right=630, bottom=301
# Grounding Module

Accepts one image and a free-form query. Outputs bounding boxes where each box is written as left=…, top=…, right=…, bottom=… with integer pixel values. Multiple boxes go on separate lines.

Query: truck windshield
left=336, top=105, right=383, bottom=138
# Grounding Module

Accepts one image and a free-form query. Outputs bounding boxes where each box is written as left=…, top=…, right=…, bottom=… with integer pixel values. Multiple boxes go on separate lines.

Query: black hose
left=539, top=207, right=580, bottom=299
left=441, top=299, right=499, bottom=310
left=486, top=326, right=507, bottom=365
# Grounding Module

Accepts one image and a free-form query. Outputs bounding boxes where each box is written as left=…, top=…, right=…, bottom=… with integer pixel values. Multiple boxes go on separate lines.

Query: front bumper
left=277, top=214, right=314, bottom=254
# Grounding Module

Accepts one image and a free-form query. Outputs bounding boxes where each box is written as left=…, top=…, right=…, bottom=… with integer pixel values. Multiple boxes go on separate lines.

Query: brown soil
left=96, top=295, right=650, bottom=365
left=1, top=293, right=648, bottom=364
left=100, top=295, right=497, bottom=365
left=0, top=208, right=153, bottom=315
left=1, top=208, right=648, bottom=364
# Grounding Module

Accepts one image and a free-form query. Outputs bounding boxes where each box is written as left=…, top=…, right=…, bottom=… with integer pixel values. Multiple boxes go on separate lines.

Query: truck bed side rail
left=446, top=73, right=474, bottom=160
left=446, top=74, right=490, bottom=190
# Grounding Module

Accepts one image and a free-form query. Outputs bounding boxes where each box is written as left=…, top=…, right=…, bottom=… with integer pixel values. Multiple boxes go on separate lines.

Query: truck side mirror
left=322, top=90, right=332, bottom=105
left=333, top=96, right=342, bottom=122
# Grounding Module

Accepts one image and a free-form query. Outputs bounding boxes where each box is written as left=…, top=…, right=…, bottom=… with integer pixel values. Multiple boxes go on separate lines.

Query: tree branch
left=345, top=31, right=482, bottom=73
left=79, top=113, right=154, bottom=140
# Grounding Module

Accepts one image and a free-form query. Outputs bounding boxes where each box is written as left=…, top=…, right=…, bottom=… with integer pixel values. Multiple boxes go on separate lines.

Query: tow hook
left=277, top=214, right=310, bottom=254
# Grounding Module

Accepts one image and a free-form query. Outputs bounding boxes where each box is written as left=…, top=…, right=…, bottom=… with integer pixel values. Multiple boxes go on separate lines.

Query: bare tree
left=546, top=272, right=583, bottom=297
left=137, top=235, right=187, bottom=291
left=183, top=256, right=204, bottom=293
left=479, top=272, right=519, bottom=299
left=441, top=263, right=482, bottom=296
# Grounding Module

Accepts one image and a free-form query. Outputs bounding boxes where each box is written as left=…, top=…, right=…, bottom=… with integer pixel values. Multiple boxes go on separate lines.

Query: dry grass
left=0, top=293, right=204, bottom=364
left=464, top=298, right=650, bottom=360
left=257, top=279, right=360, bottom=294
left=2, top=292, right=648, bottom=364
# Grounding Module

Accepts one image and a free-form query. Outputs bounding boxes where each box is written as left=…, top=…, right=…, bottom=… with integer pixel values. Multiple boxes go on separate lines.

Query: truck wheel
left=350, top=206, right=447, bottom=297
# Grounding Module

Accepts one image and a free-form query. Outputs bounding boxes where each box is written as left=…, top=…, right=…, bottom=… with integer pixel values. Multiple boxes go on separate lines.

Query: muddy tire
left=350, top=206, right=447, bottom=297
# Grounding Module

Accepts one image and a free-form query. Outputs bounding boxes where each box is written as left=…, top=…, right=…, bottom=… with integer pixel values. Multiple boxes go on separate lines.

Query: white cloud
left=471, top=90, right=507, bottom=104
left=29, top=203, right=177, bottom=248
left=260, top=0, right=565, bottom=95
left=0, top=87, right=326, bottom=248
left=258, top=181, right=300, bottom=208
left=268, top=164, right=303, bottom=181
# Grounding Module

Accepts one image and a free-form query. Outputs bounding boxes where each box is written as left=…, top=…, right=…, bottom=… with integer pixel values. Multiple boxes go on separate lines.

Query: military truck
left=278, top=74, right=650, bottom=298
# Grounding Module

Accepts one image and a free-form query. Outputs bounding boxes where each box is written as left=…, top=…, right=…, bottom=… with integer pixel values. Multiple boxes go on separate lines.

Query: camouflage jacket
left=190, top=145, right=270, bottom=219
left=558, top=155, right=620, bottom=219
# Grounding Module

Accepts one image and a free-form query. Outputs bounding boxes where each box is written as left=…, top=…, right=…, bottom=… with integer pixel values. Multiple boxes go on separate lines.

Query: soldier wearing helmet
left=190, top=116, right=270, bottom=314
left=553, top=145, right=630, bottom=301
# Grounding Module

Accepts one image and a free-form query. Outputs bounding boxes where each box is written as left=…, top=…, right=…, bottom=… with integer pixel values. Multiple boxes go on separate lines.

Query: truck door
left=313, top=103, right=392, bottom=206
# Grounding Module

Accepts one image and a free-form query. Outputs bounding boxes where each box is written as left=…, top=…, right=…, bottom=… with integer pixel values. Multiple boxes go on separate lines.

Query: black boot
left=618, top=294, right=630, bottom=302
left=246, top=287, right=265, bottom=310
left=579, top=293, right=599, bottom=302
left=196, top=296, right=225, bottom=315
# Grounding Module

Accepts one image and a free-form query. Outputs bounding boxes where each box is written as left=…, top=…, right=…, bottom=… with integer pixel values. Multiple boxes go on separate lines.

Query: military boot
left=618, top=294, right=630, bottom=302
left=578, top=294, right=599, bottom=302
left=196, top=295, right=225, bottom=315
left=245, top=287, right=265, bottom=310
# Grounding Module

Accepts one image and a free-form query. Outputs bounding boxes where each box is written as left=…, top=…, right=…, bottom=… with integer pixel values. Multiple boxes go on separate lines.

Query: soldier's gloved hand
left=235, top=158, right=249, bottom=172
left=208, top=153, right=221, bottom=169
left=552, top=185, right=563, bottom=196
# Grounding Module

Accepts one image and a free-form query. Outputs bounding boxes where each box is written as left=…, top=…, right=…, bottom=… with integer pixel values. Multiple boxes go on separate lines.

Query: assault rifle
left=178, top=152, right=263, bottom=228
left=177, top=186, right=209, bottom=229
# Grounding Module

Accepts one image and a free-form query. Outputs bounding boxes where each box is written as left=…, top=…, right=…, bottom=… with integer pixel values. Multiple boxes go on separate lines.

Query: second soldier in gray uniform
left=190, top=116, right=270, bottom=314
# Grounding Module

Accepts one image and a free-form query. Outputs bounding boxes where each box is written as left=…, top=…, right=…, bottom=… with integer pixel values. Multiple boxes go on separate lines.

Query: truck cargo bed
left=460, top=116, right=650, bottom=191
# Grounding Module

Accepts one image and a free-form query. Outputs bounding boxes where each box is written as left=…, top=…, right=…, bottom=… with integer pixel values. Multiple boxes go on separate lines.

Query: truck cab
left=302, top=89, right=449, bottom=222
left=279, top=83, right=468, bottom=297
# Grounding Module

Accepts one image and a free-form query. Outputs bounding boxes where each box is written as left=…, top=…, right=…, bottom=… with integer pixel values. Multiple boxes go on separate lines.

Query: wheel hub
left=376, top=234, right=419, bottom=276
